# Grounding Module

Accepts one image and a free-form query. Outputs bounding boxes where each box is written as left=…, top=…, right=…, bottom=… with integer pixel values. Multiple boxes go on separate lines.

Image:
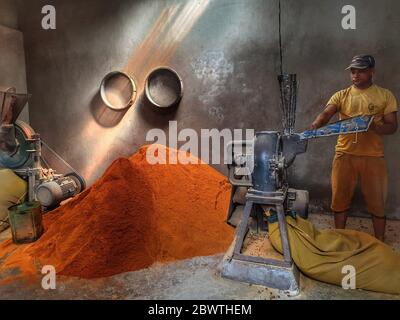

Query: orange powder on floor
left=0, top=145, right=234, bottom=281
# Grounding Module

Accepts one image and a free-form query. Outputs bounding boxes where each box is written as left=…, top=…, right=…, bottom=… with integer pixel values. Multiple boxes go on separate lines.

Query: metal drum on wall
left=100, top=71, right=137, bottom=110
left=145, top=67, right=183, bottom=108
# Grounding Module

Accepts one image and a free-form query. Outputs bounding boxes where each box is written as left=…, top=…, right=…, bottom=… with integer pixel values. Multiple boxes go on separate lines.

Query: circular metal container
left=100, top=71, right=137, bottom=110
left=145, top=67, right=183, bottom=108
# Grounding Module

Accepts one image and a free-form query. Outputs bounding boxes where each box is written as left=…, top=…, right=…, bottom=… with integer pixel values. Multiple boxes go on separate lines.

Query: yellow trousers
left=331, top=152, right=388, bottom=217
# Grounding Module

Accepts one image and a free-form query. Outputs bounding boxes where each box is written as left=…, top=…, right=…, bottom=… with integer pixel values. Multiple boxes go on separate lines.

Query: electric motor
left=35, top=174, right=84, bottom=208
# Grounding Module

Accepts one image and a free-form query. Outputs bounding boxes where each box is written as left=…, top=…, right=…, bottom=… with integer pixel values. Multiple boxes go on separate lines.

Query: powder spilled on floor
left=0, top=145, right=234, bottom=282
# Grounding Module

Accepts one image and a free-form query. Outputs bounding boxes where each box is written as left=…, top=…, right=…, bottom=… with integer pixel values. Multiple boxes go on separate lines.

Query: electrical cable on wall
left=278, top=0, right=283, bottom=75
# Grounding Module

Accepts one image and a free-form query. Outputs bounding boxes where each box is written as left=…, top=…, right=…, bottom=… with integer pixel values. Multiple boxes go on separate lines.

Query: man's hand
left=310, top=119, right=322, bottom=130
left=310, top=104, right=337, bottom=130
left=369, top=120, right=377, bottom=131
left=369, top=112, right=397, bottom=135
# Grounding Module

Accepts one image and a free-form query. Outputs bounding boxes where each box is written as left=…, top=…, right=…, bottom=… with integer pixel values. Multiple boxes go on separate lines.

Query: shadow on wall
left=89, top=91, right=129, bottom=128
left=135, top=93, right=179, bottom=128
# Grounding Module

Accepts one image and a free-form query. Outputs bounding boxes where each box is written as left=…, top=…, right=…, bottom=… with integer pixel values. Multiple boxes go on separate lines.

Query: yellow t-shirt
left=327, top=84, right=398, bottom=157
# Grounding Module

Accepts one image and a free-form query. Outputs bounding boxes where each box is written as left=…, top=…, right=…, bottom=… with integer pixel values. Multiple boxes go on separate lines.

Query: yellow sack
left=269, top=216, right=400, bottom=295
left=0, top=169, right=27, bottom=230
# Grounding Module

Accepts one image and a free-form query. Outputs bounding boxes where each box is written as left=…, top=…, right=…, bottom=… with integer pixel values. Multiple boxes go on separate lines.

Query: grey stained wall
left=0, top=0, right=18, bottom=29
left=0, top=0, right=29, bottom=123
left=16, top=0, right=400, bottom=219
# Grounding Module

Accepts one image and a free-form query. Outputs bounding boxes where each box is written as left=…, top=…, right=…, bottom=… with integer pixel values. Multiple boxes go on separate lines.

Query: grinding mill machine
left=0, top=87, right=86, bottom=209
left=220, top=74, right=374, bottom=295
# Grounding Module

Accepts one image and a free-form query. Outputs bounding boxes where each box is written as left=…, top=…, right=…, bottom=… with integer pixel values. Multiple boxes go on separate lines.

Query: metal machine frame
left=220, top=187, right=300, bottom=294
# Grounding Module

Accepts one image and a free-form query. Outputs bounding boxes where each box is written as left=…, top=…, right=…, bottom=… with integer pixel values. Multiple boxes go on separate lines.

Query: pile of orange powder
left=0, top=145, right=234, bottom=281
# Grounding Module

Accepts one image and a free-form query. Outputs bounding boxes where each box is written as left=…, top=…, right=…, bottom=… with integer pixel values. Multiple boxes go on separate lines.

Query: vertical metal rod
left=276, top=204, right=292, bottom=263
left=28, top=175, right=35, bottom=202
left=28, top=133, right=41, bottom=202
left=33, top=133, right=41, bottom=170
left=226, top=185, right=238, bottom=223
left=278, top=0, right=283, bottom=75
left=233, top=200, right=254, bottom=254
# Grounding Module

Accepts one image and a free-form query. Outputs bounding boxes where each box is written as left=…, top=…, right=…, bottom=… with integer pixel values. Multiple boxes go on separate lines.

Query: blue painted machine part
left=299, top=115, right=373, bottom=140
left=252, top=131, right=280, bottom=192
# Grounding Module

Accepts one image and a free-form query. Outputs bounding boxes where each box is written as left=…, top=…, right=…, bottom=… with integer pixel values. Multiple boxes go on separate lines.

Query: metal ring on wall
left=100, top=71, right=137, bottom=111
left=145, top=67, right=183, bottom=108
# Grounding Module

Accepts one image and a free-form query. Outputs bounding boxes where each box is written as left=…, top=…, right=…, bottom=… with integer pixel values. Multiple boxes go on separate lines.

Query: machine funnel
left=278, top=74, right=297, bottom=135
left=0, top=86, right=31, bottom=155
left=0, top=87, right=30, bottom=126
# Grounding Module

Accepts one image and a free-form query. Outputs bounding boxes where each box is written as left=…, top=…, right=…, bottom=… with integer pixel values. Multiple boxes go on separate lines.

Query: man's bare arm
left=310, top=104, right=338, bottom=129
left=370, top=111, right=398, bottom=135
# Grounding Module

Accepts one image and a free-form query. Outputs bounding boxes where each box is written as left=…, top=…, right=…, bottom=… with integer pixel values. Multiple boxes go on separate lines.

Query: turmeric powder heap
left=0, top=145, right=234, bottom=280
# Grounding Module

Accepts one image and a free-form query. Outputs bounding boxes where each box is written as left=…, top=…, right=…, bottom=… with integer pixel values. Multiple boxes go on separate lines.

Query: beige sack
left=269, top=216, right=400, bottom=295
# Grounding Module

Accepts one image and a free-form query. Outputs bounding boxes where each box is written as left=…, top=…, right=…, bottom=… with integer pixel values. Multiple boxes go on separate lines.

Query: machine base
left=219, top=241, right=300, bottom=296
left=220, top=189, right=301, bottom=296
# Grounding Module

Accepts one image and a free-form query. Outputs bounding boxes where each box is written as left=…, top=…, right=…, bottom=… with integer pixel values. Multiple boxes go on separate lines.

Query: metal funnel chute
left=278, top=74, right=297, bottom=135
left=0, top=87, right=31, bottom=155
left=0, top=87, right=30, bottom=125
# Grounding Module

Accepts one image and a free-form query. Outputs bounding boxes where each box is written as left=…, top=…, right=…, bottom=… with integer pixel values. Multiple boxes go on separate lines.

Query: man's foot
left=372, top=215, right=386, bottom=242
left=334, top=211, right=347, bottom=229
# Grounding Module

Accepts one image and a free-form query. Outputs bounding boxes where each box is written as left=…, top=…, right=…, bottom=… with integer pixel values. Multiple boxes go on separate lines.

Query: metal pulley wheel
left=0, top=120, right=35, bottom=169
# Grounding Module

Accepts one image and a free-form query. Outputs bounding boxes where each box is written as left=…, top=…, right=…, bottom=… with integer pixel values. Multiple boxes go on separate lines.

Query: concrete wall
left=18, top=0, right=400, bottom=219
left=0, top=0, right=18, bottom=29
left=0, top=0, right=29, bottom=122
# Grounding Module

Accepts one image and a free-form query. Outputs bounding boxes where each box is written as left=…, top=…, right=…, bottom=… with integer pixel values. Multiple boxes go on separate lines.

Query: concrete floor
left=0, top=213, right=399, bottom=300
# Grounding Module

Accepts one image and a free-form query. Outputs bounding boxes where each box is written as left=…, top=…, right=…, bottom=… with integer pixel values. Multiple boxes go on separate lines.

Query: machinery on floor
left=0, top=86, right=86, bottom=209
left=220, top=74, right=374, bottom=295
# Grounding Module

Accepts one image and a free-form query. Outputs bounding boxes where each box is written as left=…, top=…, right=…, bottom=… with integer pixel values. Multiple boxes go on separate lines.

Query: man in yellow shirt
left=310, top=55, right=398, bottom=241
